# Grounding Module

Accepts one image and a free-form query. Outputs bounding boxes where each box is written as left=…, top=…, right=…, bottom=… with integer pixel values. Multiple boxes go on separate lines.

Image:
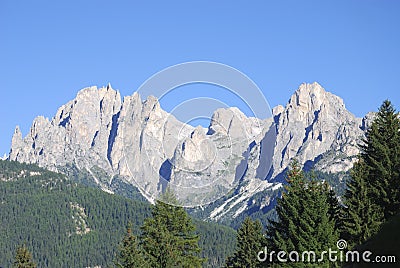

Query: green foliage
left=58, top=163, right=148, bottom=202
left=194, top=219, right=236, bottom=267
left=327, top=188, right=342, bottom=230
left=361, top=100, right=400, bottom=219
left=0, top=160, right=234, bottom=268
left=140, top=192, right=204, bottom=268
left=115, top=189, right=236, bottom=267
left=115, top=223, right=150, bottom=268
left=0, top=161, right=151, bottom=267
left=225, top=217, right=265, bottom=268
left=355, top=213, right=400, bottom=268
left=266, top=160, right=339, bottom=267
left=343, top=100, right=400, bottom=248
left=13, top=244, right=36, bottom=268
left=342, top=159, right=383, bottom=248
left=305, top=170, right=350, bottom=197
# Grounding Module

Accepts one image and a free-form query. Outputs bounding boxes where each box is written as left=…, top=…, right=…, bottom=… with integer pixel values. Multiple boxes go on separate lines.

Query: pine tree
left=115, top=223, right=149, bottom=268
left=342, top=100, right=400, bottom=248
left=268, top=160, right=304, bottom=253
left=225, top=217, right=265, bottom=268
left=140, top=190, right=204, bottom=268
left=305, top=169, right=343, bottom=229
left=13, top=244, right=36, bottom=268
left=361, top=100, right=400, bottom=219
left=266, top=160, right=339, bottom=267
left=342, top=159, right=383, bottom=248
left=327, top=186, right=343, bottom=231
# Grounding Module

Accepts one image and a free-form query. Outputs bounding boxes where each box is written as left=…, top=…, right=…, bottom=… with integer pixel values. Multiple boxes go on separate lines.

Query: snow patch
left=210, top=178, right=280, bottom=221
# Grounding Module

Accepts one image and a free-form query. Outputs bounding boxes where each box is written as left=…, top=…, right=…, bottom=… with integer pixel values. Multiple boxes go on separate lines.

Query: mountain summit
left=273, top=82, right=364, bottom=176
left=9, top=82, right=370, bottom=220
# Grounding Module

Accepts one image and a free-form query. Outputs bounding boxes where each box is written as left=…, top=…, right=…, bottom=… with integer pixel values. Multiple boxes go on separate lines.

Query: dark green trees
left=115, top=190, right=204, bottom=268
left=115, top=223, right=149, bottom=268
left=225, top=217, right=265, bottom=268
left=140, top=192, right=203, bottom=268
left=361, top=100, right=400, bottom=219
left=266, top=160, right=339, bottom=266
left=343, top=100, right=400, bottom=247
left=13, top=244, right=36, bottom=268
left=342, top=159, right=383, bottom=247
left=327, top=187, right=342, bottom=231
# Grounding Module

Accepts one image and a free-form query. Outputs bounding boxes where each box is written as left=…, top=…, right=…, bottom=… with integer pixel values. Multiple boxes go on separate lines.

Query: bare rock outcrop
left=272, top=82, right=364, bottom=175
left=9, top=82, right=369, bottom=215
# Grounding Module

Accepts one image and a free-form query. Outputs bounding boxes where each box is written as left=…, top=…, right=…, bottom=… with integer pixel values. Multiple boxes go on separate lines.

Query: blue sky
left=1, top=0, right=399, bottom=156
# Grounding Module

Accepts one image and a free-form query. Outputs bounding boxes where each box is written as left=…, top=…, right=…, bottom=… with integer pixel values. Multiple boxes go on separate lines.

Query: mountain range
left=8, top=82, right=373, bottom=224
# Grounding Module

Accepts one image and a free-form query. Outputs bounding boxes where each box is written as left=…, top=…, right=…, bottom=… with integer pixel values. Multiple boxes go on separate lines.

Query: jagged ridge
left=9, top=82, right=372, bottom=222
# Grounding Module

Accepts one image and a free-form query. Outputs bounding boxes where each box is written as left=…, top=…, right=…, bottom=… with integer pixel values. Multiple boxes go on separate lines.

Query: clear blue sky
left=1, top=0, right=399, bottom=156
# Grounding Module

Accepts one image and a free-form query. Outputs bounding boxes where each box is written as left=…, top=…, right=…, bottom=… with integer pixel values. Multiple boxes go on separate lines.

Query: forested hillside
left=0, top=160, right=236, bottom=267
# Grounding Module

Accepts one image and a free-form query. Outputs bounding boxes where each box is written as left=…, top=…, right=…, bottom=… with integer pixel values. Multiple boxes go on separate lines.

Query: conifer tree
left=342, top=100, right=399, bottom=248
left=225, top=217, right=265, bottom=268
left=361, top=100, right=400, bottom=219
left=13, top=244, right=36, bottom=268
left=140, top=189, right=204, bottom=268
left=342, top=159, right=383, bottom=248
left=327, top=187, right=343, bottom=231
left=267, top=160, right=338, bottom=266
left=115, top=223, right=149, bottom=268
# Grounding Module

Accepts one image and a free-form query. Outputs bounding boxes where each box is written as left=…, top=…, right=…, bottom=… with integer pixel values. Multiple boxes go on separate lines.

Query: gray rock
left=272, top=82, right=363, bottom=175
left=9, top=82, right=368, bottom=218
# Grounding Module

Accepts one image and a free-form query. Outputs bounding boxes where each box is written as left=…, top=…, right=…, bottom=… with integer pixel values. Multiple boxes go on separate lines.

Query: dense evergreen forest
left=2, top=100, right=399, bottom=268
left=0, top=160, right=236, bottom=267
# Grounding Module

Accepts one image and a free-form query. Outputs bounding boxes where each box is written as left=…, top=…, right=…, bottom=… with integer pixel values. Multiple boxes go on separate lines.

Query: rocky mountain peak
left=9, top=83, right=368, bottom=214
left=10, top=126, right=23, bottom=155
left=9, top=85, right=123, bottom=173
left=143, top=95, right=159, bottom=109
left=293, top=82, right=327, bottom=108
left=361, top=112, right=376, bottom=131
left=272, top=105, right=284, bottom=117
left=272, top=82, right=363, bottom=175
left=174, top=127, right=214, bottom=168
left=207, top=107, right=263, bottom=141
left=286, top=82, right=345, bottom=122
left=31, top=116, right=50, bottom=134
left=190, top=125, right=207, bottom=140
left=12, top=125, right=22, bottom=140
left=208, top=107, right=244, bottom=135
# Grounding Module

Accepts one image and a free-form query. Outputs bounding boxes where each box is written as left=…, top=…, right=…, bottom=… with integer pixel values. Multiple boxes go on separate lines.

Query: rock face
left=10, top=85, right=122, bottom=177
left=9, top=82, right=370, bottom=219
left=168, top=108, right=274, bottom=206
left=10, top=84, right=194, bottom=197
left=272, top=82, right=364, bottom=175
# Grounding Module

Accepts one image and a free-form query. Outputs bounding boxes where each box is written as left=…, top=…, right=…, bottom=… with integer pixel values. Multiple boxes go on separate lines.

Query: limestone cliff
left=9, top=82, right=370, bottom=218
